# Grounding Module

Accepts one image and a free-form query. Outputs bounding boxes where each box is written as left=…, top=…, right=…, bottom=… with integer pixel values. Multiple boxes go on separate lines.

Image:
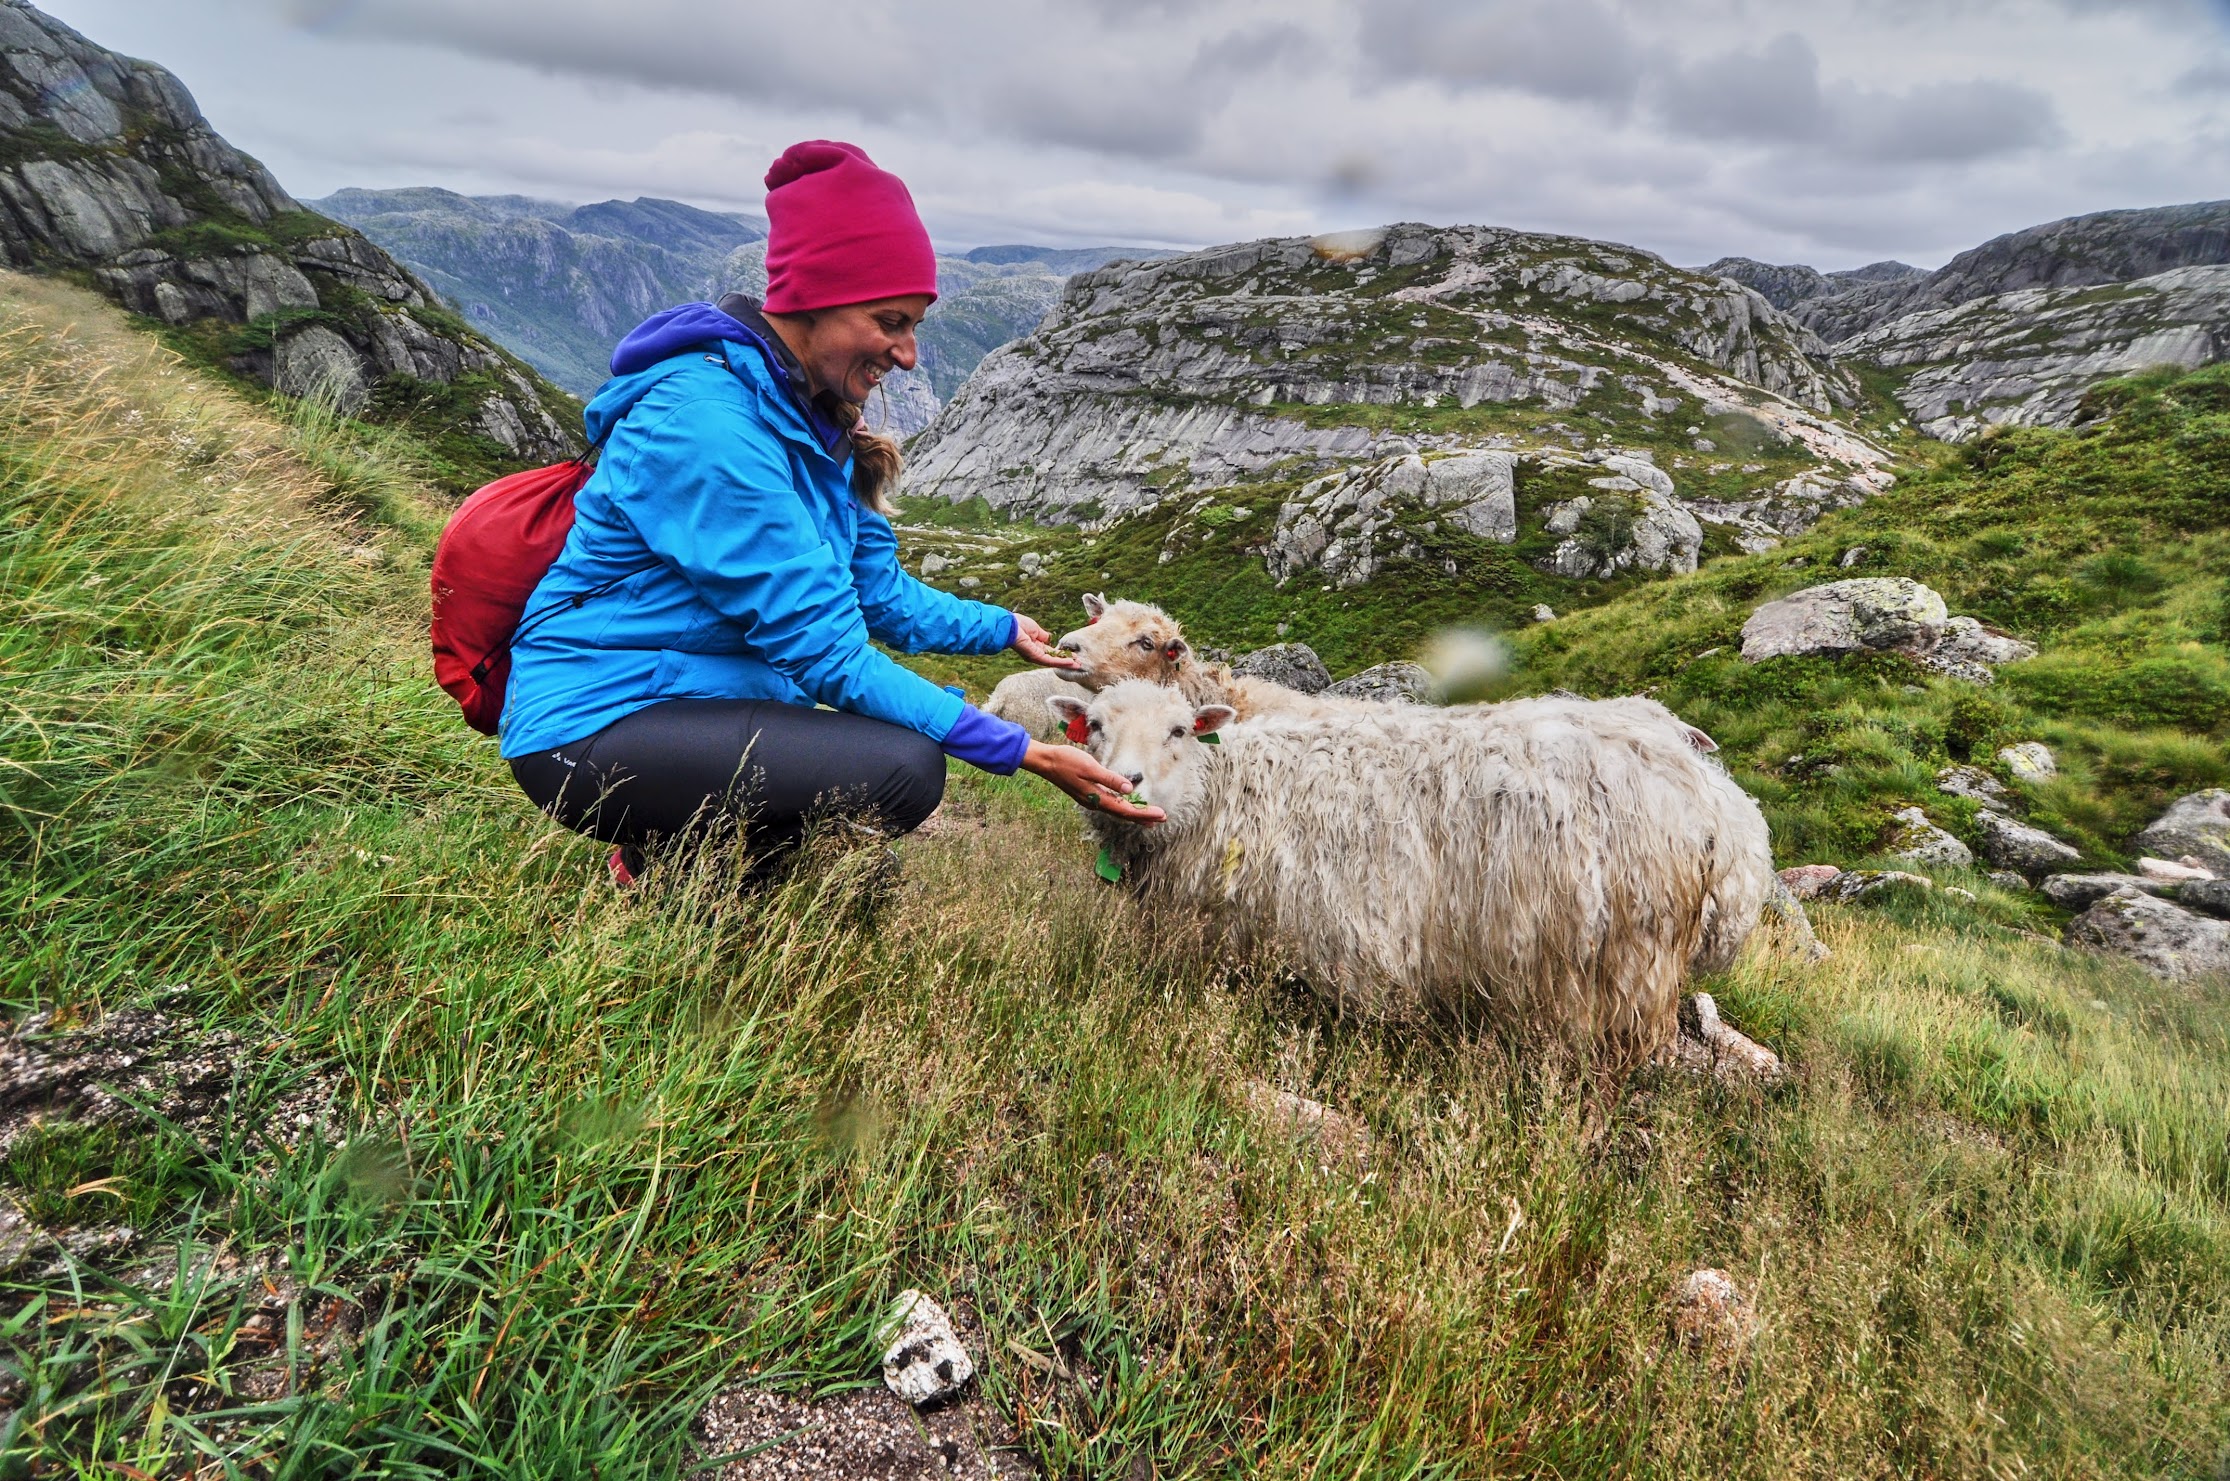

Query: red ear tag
left=1088, top=616, right=1099, bottom=625
left=1065, top=714, right=1090, bottom=744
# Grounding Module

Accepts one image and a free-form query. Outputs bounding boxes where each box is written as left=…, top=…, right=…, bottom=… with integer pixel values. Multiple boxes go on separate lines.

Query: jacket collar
left=717, top=293, right=854, bottom=466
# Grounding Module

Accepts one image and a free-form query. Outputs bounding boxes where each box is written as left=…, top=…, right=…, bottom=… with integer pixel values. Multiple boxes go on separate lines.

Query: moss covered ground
left=2, top=274, right=2226, bottom=1477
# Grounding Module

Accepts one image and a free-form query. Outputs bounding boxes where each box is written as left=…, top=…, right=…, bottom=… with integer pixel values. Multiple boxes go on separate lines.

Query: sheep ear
left=1081, top=592, right=1106, bottom=622
left=1162, top=638, right=1186, bottom=663
left=1683, top=724, right=1719, bottom=754
left=1048, top=694, right=1089, bottom=724
left=1192, top=705, right=1235, bottom=737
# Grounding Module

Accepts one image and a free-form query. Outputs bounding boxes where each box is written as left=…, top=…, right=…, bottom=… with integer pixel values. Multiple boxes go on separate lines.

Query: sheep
left=1054, top=594, right=1370, bottom=721
left=1048, top=681, right=1776, bottom=1063
left=983, top=666, right=1095, bottom=739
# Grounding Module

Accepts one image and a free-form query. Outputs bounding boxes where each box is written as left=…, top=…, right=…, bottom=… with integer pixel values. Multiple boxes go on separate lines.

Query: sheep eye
left=1170, top=726, right=1186, bottom=739
left=1135, top=636, right=1155, bottom=649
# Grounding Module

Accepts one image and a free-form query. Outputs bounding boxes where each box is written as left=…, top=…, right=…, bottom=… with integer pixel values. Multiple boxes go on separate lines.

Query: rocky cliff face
left=905, top=222, right=1881, bottom=536
left=0, top=1, right=576, bottom=467
left=1837, top=265, right=2229, bottom=440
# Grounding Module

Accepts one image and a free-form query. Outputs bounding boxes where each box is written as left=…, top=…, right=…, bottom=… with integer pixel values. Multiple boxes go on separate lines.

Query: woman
left=500, top=140, right=1157, bottom=882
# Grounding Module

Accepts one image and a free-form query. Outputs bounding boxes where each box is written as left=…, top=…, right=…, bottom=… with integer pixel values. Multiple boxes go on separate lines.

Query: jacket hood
left=609, top=301, right=755, bottom=377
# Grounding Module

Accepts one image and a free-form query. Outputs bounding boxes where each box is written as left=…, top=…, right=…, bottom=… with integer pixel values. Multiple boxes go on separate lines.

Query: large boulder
left=1538, top=455, right=1703, bottom=581
left=2181, top=879, right=2230, bottom=921
left=1974, top=810, right=2082, bottom=878
left=2065, top=887, right=2230, bottom=980
left=1267, top=450, right=1519, bottom=588
left=1325, top=661, right=1433, bottom=705
left=1739, top=578, right=1948, bottom=662
left=1231, top=642, right=1331, bottom=694
left=2040, top=873, right=2178, bottom=910
left=2131, top=790, right=2230, bottom=873
left=1887, top=807, right=1973, bottom=870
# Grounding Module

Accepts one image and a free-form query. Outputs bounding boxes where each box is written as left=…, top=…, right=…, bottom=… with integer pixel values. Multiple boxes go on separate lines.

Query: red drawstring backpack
left=430, top=449, right=643, bottom=734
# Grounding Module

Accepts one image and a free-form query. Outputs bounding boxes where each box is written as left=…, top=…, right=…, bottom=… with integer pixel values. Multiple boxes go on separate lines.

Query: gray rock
left=1739, top=577, right=1948, bottom=662
left=1996, top=742, right=2057, bottom=782
left=1987, top=870, right=2030, bottom=891
left=2065, top=887, right=2230, bottom=980
left=2180, top=878, right=2230, bottom=920
left=1838, top=545, right=1868, bottom=568
left=1887, top=807, right=1973, bottom=870
left=1232, top=641, right=1331, bottom=694
left=1537, top=456, right=1705, bottom=581
left=2040, top=873, right=2177, bottom=910
left=1324, top=661, right=1433, bottom=705
left=1670, top=1267, right=1758, bottom=1358
left=1934, top=616, right=2037, bottom=667
left=1017, top=551, right=1044, bottom=578
left=878, top=1290, right=975, bottom=1406
left=1936, top=765, right=2010, bottom=806
left=1820, top=869, right=1934, bottom=903
left=1777, top=864, right=1844, bottom=900
left=1530, top=604, right=1556, bottom=623
left=2131, top=790, right=2230, bottom=873
left=1265, top=450, right=1521, bottom=589
left=1974, top=810, right=2082, bottom=878
left=918, top=552, right=952, bottom=578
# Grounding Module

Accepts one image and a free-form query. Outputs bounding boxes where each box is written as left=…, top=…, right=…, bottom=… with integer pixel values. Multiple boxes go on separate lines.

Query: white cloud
left=31, top=0, right=2230, bottom=272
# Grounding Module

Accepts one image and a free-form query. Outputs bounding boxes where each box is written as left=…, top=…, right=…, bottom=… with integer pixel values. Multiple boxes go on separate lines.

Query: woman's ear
left=1191, top=705, right=1236, bottom=736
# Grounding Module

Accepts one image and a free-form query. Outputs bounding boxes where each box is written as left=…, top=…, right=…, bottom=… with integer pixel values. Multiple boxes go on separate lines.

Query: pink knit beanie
left=761, top=141, right=938, bottom=313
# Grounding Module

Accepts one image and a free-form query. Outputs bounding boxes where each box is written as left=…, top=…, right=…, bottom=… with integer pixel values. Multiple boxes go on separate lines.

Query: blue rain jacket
left=499, top=303, right=1026, bottom=765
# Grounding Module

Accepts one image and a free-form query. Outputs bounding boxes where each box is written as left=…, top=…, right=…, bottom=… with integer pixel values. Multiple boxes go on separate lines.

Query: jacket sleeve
left=849, top=509, right=1019, bottom=655
left=606, top=395, right=968, bottom=740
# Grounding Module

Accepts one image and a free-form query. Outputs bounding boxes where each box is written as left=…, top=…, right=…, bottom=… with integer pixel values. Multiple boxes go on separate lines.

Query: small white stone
left=879, top=1290, right=974, bottom=1407
left=2137, top=856, right=2214, bottom=883
left=1996, top=742, right=2056, bottom=782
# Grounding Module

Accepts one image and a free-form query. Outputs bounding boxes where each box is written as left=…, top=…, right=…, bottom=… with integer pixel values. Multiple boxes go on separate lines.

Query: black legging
left=509, top=699, right=946, bottom=868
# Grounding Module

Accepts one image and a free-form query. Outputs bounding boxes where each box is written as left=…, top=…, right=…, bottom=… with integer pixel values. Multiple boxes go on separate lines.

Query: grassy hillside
left=2, top=275, right=2227, bottom=1477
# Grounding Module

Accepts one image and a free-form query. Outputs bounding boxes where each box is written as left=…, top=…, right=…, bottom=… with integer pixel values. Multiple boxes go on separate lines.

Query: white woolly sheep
left=983, top=667, right=1095, bottom=739
left=1049, top=681, right=1776, bottom=1062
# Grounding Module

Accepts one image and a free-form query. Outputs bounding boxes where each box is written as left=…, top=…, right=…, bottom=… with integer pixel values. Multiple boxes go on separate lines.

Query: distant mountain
left=312, top=188, right=765, bottom=400
left=318, top=187, right=1172, bottom=435
left=1700, top=257, right=1922, bottom=311
left=1795, top=200, right=2230, bottom=343
left=0, top=0, right=579, bottom=475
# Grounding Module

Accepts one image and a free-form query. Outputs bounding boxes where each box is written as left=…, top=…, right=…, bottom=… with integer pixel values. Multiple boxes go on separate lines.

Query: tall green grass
left=1, top=274, right=2226, bottom=1476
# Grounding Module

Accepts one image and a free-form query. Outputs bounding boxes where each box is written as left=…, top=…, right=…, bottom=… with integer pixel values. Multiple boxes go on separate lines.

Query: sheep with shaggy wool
left=1051, top=682, right=1776, bottom=1061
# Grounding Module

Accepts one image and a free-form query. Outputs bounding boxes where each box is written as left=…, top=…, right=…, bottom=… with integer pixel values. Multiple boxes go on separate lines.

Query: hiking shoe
left=607, top=845, right=647, bottom=888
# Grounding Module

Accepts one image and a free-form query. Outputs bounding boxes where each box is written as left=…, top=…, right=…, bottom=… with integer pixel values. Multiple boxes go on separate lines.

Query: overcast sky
left=36, top=0, right=2230, bottom=269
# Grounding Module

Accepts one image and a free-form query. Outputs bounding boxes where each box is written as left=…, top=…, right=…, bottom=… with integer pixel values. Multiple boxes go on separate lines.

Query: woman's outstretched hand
left=1022, top=740, right=1164, bottom=824
left=1011, top=614, right=1081, bottom=670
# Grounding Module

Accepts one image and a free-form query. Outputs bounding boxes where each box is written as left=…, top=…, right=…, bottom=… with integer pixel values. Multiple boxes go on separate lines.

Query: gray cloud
left=1358, top=0, right=1646, bottom=105
left=26, top=0, right=2228, bottom=276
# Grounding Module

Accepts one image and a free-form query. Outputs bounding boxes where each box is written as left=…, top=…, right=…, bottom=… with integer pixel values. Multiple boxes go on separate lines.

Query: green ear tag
left=1095, top=847, right=1124, bottom=883
left=1196, top=732, right=1220, bottom=744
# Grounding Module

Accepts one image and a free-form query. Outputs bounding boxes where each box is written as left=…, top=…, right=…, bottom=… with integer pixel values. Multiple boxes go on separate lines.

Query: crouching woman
left=499, top=140, right=1156, bottom=881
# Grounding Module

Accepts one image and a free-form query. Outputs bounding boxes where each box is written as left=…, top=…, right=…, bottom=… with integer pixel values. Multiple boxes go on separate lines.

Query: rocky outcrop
left=1887, top=808, right=1972, bottom=871
left=1974, top=810, right=2082, bottom=879
left=2131, top=791, right=2230, bottom=873
left=1739, top=578, right=1948, bottom=661
left=1535, top=453, right=1701, bottom=580
left=1265, top=449, right=1517, bottom=587
left=1325, top=661, right=1433, bottom=704
left=906, top=222, right=1877, bottom=523
left=0, top=1, right=575, bottom=463
left=2066, top=886, right=2230, bottom=980
left=1835, top=266, right=2229, bottom=442
left=1231, top=642, right=1330, bottom=693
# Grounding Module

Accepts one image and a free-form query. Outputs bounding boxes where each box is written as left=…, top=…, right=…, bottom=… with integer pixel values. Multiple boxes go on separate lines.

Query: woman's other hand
left=1011, top=614, right=1081, bottom=670
left=1021, top=740, right=1164, bottom=824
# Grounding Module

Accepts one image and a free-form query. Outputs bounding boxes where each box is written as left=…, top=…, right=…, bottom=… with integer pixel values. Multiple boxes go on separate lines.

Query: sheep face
left=1048, top=680, right=1232, bottom=818
left=1054, top=594, right=1190, bottom=692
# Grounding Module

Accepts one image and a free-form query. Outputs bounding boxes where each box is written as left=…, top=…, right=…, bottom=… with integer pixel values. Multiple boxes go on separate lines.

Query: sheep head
left=1048, top=680, right=1232, bottom=822
left=1056, top=595, right=1192, bottom=692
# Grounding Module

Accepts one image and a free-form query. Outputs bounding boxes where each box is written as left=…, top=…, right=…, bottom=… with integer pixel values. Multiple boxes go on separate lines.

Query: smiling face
left=764, top=294, right=930, bottom=405
left=1048, top=681, right=1232, bottom=818
left=1055, top=595, right=1191, bottom=692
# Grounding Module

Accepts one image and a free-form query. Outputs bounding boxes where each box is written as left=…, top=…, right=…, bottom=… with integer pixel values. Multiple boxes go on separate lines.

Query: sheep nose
left=1126, top=771, right=1144, bottom=788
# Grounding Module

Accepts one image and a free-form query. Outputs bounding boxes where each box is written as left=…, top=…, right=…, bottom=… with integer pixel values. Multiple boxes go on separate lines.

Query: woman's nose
left=890, top=332, right=918, bottom=372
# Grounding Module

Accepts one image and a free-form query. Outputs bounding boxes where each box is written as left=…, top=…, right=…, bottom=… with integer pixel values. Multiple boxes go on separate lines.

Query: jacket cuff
left=941, top=703, right=1031, bottom=775
left=1007, top=611, right=1022, bottom=648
